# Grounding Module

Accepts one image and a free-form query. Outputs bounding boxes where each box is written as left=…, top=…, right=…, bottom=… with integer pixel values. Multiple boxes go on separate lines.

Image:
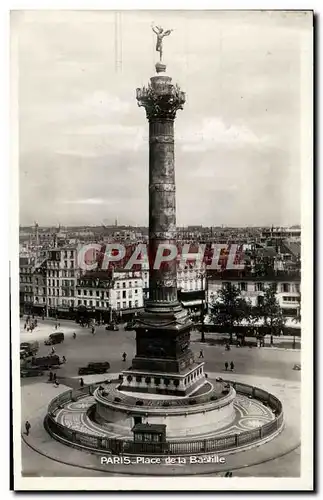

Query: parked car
left=20, top=341, right=39, bottom=356
left=105, top=323, right=119, bottom=331
left=20, top=367, right=44, bottom=378
left=78, top=361, right=110, bottom=375
left=44, top=332, right=64, bottom=345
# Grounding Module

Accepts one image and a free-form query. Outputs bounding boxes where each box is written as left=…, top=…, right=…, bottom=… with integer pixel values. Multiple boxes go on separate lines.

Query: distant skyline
left=14, top=10, right=311, bottom=226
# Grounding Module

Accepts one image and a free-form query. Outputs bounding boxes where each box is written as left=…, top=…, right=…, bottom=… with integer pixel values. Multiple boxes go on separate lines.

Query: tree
left=210, top=283, right=251, bottom=344
left=258, top=283, right=286, bottom=345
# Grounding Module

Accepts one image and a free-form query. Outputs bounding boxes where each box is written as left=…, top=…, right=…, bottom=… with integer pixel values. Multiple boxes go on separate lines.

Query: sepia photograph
left=11, top=8, right=313, bottom=491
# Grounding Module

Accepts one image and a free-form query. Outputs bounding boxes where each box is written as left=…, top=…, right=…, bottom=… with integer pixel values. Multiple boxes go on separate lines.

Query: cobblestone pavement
left=54, top=391, right=274, bottom=439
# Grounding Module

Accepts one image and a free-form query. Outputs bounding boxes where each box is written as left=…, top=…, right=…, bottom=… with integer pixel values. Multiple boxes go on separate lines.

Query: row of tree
left=203, top=283, right=293, bottom=344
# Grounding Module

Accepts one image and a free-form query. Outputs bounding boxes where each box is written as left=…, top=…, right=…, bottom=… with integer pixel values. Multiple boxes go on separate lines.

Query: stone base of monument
left=45, top=375, right=284, bottom=462
left=93, top=377, right=236, bottom=438
left=119, top=362, right=205, bottom=396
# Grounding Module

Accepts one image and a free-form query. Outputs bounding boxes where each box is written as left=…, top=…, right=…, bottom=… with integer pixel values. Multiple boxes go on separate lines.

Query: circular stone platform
left=44, top=374, right=284, bottom=456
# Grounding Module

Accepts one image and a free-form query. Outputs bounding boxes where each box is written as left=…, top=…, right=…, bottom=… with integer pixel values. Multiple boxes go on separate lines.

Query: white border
left=4, top=1, right=315, bottom=494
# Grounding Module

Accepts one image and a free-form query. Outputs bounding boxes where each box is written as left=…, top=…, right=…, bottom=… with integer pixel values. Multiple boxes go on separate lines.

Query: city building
left=46, top=246, right=78, bottom=316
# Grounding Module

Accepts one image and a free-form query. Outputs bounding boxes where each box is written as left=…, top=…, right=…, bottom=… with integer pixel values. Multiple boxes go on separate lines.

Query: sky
left=14, top=10, right=312, bottom=227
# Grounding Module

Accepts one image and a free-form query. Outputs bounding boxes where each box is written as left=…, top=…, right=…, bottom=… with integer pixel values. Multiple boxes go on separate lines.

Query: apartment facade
left=46, top=246, right=78, bottom=314
left=207, top=274, right=301, bottom=317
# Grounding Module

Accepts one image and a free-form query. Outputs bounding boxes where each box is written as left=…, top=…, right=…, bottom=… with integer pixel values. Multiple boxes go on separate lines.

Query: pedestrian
left=25, top=420, right=31, bottom=436
left=198, top=349, right=204, bottom=359
left=24, top=323, right=26, bottom=330
left=225, top=362, right=229, bottom=371
left=62, top=355, right=66, bottom=364
left=54, top=379, right=59, bottom=387
left=80, top=378, right=84, bottom=388
left=91, top=326, right=95, bottom=335
left=58, top=322, right=60, bottom=328
left=48, top=371, right=53, bottom=382
left=73, top=332, right=76, bottom=339
left=230, top=361, right=235, bottom=371
left=53, top=373, right=57, bottom=382
left=122, top=352, right=127, bottom=362
left=51, top=347, right=55, bottom=355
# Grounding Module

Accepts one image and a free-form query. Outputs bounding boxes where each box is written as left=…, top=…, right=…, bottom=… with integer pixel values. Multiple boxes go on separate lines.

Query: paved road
left=19, top=318, right=301, bottom=479
left=20, top=318, right=301, bottom=384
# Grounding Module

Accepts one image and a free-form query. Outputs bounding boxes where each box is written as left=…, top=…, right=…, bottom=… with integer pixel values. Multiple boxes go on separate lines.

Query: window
left=96, top=301, right=99, bottom=307
left=281, top=283, right=290, bottom=293
left=84, top=290, right=87, bottom=296
left=283, top=296, right=298, bottom=302
left=96, top=291, right=100, bottom=297
left=117, top=291, right=121, bottom=300
left=117, top=302, right=121, bottom=309
left=123, top=282, right=126, bottom=288
left=129, top=281, right=132, bottom=288
left=135, top=300, right=139, bottom=307
left=70, top=290, right=74, bottom=297
left=255, top=282, right=264, bottom=292
left=129, top=300, right=132, bottom=308
left=128, top=291, right=133, bottom=298
left=64, top=260, right=68, bottom=268
left=116, top=282, right=120, bottom=289
left=71, top=260, right=74, bottom=268
left=222, top=282, right=230, bottom=289
left=135, top=289, right=138, bottom=294
left=257, top=295, right=264, bottom=306
left=101, top=301, right=104, bottom=307
left=84, top=300, right=87, bottom=306
left=239, top=282, right=247, bottom=292
left=122, top=301, right=126, bottom=309
left=56, top=279, right=59, bottom=287
left=295, top=284, right=300, bottom=293
left=122, top=290, right=126, bottom=299
left=64, top=251, right=68, bottom=258
left=89, top=300, right=93, bottom=306
left=89, top=290, right=93, bottom=296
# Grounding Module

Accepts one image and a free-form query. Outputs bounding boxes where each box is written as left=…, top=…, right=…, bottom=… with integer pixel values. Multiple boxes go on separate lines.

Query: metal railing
left=45, top=380, right=283, bottom=456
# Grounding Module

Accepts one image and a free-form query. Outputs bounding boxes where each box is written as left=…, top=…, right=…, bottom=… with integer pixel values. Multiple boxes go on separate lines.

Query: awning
left=181, top=299, right=203, bottom=307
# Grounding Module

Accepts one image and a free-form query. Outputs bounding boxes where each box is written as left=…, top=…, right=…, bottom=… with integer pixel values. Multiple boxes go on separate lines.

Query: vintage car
left=78, top=361, right=110, bottom=376
left=44, top=332, right=64, bottom=345
left=105, top=323, right=119, bottom=331
left=20, top=366, right=44, bottom=378
left=20, top=341, right=39, bottom=356
left=29, top=355, right=61, bottom=369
